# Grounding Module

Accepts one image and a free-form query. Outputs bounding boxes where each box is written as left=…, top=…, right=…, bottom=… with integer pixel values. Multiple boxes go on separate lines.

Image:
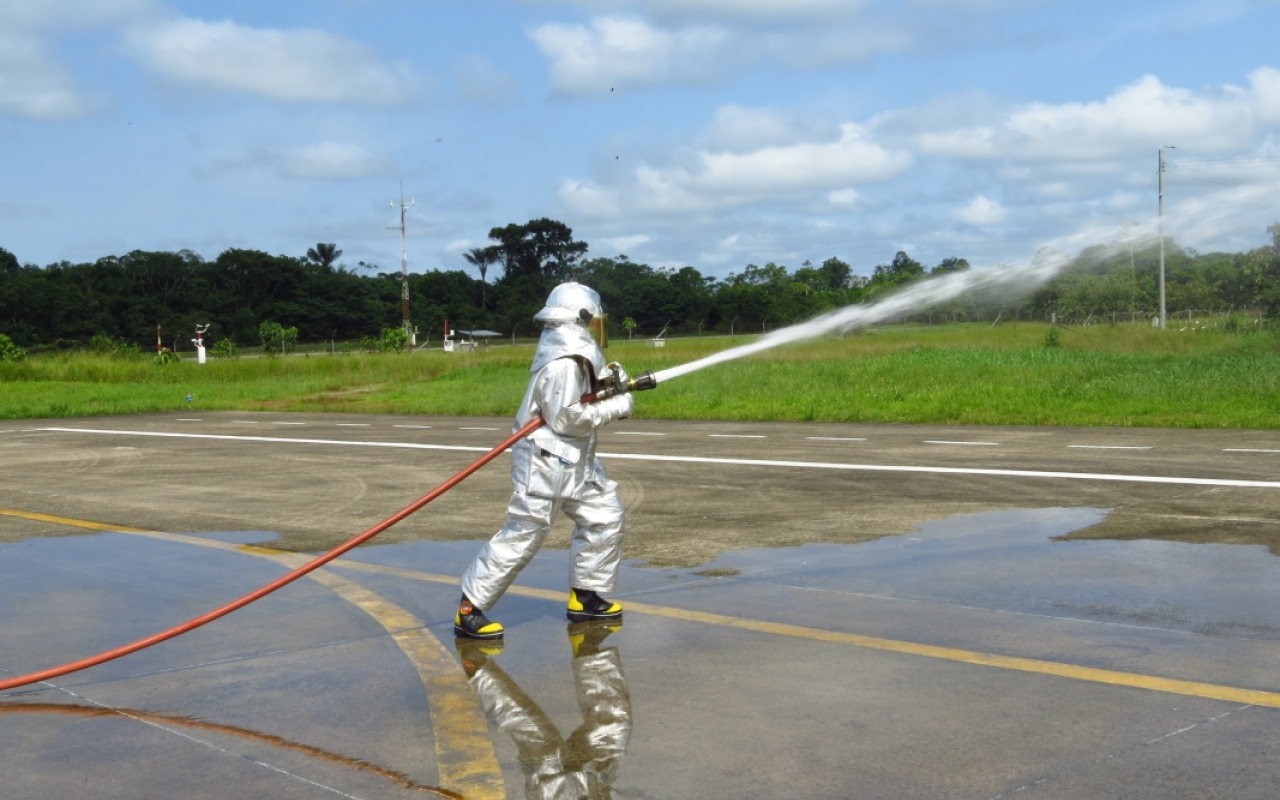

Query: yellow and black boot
left=566, top=588, right=622, bottom=623
left=455, top=596, right=504, bottom=640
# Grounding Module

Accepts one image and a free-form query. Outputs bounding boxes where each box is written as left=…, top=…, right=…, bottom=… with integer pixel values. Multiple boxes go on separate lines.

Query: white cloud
left=125, top=17, right=426, bottom=105
left=1005, top=75, right=1254, bottom=159
left=952, top=195, right=1007, bottom=225
left=707, top=104, right=840, bottom=152
left=827, top=188, right=860, bottom=205
left=1251, top=67, right=1280, bottom=125
left=282, top=142, right=396, bottom=180
left=564, top=121, right=910, bottom=217
left=601, top=234, right=650, bottom=253
left=0, top=33, right=96, bottom=119
left=915, top=126, right=995, bottom=158
left=560, top=179, right=623, bottom=217
left=529, top=16, right=732, bottom=94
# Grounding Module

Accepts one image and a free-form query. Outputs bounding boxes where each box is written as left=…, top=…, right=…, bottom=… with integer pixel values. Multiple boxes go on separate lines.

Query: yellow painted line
left=321, top=559, right=1280, bottom=710
left=0, top=508, right=152, bottom=533
left=1, top=507, right=504, bottom=800
left=15, top=507, right=1280, bottom=712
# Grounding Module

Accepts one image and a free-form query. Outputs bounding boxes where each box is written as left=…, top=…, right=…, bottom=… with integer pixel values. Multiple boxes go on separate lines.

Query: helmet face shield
left=588, top=313, right=608, bottom=349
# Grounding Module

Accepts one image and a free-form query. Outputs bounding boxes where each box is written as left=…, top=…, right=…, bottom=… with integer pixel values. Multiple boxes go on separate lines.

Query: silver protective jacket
left=515, top=322, right=631, bottom=500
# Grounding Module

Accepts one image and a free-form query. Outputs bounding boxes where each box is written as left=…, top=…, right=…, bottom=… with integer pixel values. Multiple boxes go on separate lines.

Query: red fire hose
left=0, top=416, right=548, bottom=693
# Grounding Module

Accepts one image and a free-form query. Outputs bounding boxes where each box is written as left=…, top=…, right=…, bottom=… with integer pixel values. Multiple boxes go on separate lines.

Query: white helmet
left=533, top=282, right=602, bottom=325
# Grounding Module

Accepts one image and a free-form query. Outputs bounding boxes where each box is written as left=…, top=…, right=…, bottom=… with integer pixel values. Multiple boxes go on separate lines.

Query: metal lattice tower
left=389, top=182, right=416, bottom=344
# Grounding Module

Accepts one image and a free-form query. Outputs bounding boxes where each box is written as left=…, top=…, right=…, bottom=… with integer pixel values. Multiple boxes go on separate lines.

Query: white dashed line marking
left=614, top=432, right=666, bottom=436
left=709, top=434, right=766, bottom=439
left=1224, top=448, right=1280, bottom=453
left=806, top=437, right=867, bottom=442
left=336, top=423, right=370, bottom=427
left=460, top=427, right=499, bottom=431
left=925, top=440, right=999, bottom=446
left=393, top=425, right=432, bottom=429
left=176, top=419, right=202, bottom=422
left=39, top=428, right=1280, bottom=489
left=232, top=420, right=259, bottom=424
left=1068, top=445, right=1152, bottom=450
left=272, top=422, right=306, bottom=426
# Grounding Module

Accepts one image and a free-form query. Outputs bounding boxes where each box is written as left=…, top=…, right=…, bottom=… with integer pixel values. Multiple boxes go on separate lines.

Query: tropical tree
left=463, top=246, right=501, bottom=309
left=488, top=218, right=589, bottom=285
left=306, top=243, right=344, bottom=272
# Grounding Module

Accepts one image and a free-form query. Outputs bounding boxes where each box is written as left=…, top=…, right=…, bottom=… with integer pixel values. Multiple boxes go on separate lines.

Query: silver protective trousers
left=460, top=475, right=625, bottom=612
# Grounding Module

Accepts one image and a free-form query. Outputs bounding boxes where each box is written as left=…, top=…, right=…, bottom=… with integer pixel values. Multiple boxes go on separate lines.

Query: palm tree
left=306, top=243, right=343, bottom=271
left=463, top=246, right=501, bottom=309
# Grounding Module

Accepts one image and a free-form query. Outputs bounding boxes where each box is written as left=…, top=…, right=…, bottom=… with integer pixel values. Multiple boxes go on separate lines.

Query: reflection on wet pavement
left=459, top=621, right=631, bottom=800
left=10, top=507, right=1280, bottom=798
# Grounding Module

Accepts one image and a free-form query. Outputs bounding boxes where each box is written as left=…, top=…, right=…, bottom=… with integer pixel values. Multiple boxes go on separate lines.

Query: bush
left=381, top=327, right=408, bottom=353
left=210, top=338, right=236, bottom=358
left=153, top=347, right=181, bottom=364
left=1044, top=326, right=1063, bottom=348
left=259, top=321, right=299, bottom=355
left=88, top=334, right=115, bottom=354
left=87, top=334, right=141, bottom=358
left=1223, top=312, right=1257, bottom=334
left=0, top=333, right=26, bottom=362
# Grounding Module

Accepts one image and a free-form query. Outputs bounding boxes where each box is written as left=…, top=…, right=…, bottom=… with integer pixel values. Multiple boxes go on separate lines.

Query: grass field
left=3, top=321, right=1279, bottom=428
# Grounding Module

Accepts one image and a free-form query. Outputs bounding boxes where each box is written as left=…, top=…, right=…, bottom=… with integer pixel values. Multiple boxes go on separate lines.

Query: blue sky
left=3, top=0, right=1279, bottom=280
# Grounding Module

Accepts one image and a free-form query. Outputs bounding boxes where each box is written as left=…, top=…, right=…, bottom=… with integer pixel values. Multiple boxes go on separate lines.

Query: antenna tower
left=389, top=181, right=416, bottom=346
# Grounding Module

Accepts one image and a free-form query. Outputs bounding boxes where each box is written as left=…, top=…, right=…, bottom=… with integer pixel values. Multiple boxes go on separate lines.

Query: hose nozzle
left=596, top=364, right=658, bottom=400
left=628, top=370, right=657, bottom=392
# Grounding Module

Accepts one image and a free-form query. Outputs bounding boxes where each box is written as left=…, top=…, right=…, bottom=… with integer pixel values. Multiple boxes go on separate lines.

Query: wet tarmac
left=6, top=506, right=1280, bottom=798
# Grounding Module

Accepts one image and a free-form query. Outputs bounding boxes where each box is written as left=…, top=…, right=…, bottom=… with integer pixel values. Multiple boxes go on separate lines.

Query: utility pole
left=1158, top=145, right=1176, bottom=330
left=389, top=182, right=416, bottom=347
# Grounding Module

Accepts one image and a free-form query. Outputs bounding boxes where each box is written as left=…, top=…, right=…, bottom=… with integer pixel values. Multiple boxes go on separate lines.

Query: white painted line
left=232, top=420, right=259, bottom=424
left=394, top=425, right=432, bottom=429
left=1225, top=448, right=1280, bottom=453
left=710, top=434, right=766, bottom=439
left=41, top=427, right=1280, bottom=489
left=272, top=422, right=306, bottom=426
left=42, top=428, right=492, bottom=454
left=460, top=427, right=499, bottom=431
left=1068, top=445, right=1152, bottom=450
left=336, top=423, right=370, bottom=427
left=807, top=437, right=867, bottom=442
left=614, top=431, right=666, bottom=436
left=926, top=440, right=999, bottom=446
left=176, top=419, right=202, bottom=422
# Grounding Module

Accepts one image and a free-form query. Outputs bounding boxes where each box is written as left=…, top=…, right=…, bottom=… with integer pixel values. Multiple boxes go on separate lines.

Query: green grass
left=4, top=322, right=1280, bottom=428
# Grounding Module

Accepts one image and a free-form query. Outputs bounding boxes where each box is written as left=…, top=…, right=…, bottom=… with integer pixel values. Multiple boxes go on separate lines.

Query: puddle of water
left=634, top=507, right=1280, bottom=641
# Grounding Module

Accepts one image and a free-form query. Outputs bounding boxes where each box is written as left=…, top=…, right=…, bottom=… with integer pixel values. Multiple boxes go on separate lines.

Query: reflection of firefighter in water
left=457, top=621, right=632, bottom=800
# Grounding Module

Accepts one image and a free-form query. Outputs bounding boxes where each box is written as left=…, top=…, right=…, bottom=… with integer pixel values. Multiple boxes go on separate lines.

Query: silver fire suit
left=460, top=322, right=634, bottom=611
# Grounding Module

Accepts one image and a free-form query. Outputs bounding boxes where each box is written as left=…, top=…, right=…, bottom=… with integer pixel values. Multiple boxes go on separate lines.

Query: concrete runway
left=4, top=412, right=1280, bottom=799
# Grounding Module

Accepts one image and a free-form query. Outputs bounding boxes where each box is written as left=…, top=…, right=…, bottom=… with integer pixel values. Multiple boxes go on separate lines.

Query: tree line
left=2, top=218, right=1278, bottom=351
